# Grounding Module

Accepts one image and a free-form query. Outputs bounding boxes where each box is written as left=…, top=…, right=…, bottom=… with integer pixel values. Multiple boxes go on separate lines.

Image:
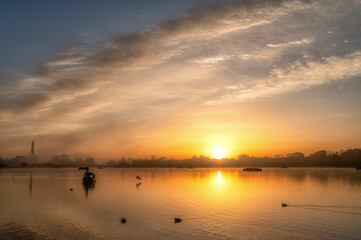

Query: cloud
left=1, top=0, right=361, bottom=157
left=45, top=57, right=86, bottom=68
left=81, top=32, right=99, bottom=43
left=207, top=51, right=361, bottom=104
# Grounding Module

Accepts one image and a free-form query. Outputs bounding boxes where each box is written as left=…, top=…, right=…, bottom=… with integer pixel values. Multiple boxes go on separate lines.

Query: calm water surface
left=1, top=168, right=361, bottom=240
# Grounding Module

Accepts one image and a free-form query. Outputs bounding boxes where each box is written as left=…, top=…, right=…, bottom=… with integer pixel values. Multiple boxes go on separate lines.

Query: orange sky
left=0, top=0, right=360, bottom=161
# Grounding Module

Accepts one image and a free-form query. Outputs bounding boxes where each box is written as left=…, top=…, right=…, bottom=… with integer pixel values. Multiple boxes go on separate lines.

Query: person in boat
left=80, top=167, right=96, bottom=184
left=83, top=171, right=96, bottom=183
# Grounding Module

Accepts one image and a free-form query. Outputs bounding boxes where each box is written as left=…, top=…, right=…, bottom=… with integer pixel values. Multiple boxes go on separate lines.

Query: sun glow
left=212, top=147, right=227, bottom=159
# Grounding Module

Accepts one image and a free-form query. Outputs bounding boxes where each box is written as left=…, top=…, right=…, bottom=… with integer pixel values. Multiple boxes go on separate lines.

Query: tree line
left=0, top=148, right=360, bottom=168
left=106, top=148, right=361, bottom=168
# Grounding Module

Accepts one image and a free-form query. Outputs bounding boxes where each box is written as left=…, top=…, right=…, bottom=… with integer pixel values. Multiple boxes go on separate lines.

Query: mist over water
left=1, top=168, right=361, bottom=240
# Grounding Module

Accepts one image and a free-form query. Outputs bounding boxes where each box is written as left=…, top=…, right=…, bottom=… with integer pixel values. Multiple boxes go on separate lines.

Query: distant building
left=29, top=140, right=38, bottom=164
left=13, top=156, right=27, bottom=165
left=50, top=154, right=73, bottom=166
left=31, top=140, right=34, bottom=155
left=10, top=140, right=38, bottom=166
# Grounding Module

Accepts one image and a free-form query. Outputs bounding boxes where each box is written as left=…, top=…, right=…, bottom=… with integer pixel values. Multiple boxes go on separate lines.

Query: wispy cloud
left=81, top=32, right=99, bottom=43
left=0, top=0, right=360, bottom=157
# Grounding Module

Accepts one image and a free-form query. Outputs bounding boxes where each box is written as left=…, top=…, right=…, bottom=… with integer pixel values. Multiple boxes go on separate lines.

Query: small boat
left=243, top=168, right=262, bottom=171
left=80, top=167, right=96, bottom=184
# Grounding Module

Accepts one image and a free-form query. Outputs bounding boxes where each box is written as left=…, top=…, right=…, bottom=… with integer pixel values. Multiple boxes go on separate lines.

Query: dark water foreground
left=1, top=168, right=361, bottom=240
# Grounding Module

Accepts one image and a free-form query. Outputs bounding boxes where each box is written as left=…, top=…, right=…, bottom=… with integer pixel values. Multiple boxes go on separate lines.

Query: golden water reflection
left=1, top=168, right=361, bottom=240
left=217, top=170, right=222, bottom=184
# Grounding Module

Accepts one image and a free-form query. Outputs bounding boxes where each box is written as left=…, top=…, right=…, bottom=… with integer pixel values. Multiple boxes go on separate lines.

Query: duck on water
left=79, top=167, right=96, bottom=184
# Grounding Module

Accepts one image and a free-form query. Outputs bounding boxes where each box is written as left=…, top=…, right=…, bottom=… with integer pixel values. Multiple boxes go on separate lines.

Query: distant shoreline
left=1, top=166, right=360, bottom=169
left=1, top=148, right=360, bottom=169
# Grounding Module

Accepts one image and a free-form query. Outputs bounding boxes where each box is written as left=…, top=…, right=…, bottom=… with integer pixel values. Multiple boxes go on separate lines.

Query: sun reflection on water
left=3, top=169, right=361, bottom=240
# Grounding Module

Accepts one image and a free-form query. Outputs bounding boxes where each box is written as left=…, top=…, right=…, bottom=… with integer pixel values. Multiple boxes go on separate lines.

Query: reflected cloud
left=2, top=168, right=361, bottom=239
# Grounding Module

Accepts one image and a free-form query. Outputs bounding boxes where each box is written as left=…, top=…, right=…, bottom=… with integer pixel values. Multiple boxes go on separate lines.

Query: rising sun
left=212, top=147, right=227, bottom=159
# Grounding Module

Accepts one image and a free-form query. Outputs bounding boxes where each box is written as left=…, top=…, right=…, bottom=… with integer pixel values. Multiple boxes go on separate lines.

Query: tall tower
left=31, top=140, right=34, bottom=156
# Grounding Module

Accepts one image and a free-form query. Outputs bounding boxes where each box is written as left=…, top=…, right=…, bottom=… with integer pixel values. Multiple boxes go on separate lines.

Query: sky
left=0, top=0, right=360, bottom=161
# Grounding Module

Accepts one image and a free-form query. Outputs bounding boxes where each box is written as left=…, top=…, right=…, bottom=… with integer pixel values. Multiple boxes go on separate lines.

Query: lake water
left=1, top=168, right=361, bottom=240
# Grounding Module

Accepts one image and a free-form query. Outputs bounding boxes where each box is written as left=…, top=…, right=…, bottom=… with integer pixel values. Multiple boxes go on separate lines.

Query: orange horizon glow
left=0, top=0, right=360, bottom=162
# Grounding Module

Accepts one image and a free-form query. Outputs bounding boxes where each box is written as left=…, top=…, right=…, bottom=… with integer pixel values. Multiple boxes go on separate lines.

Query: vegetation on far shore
left=1, top=148, right=360, bottom=168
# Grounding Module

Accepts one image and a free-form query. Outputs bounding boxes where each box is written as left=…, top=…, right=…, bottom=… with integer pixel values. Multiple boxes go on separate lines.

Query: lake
left=1, top=168, right=361, bottom=240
